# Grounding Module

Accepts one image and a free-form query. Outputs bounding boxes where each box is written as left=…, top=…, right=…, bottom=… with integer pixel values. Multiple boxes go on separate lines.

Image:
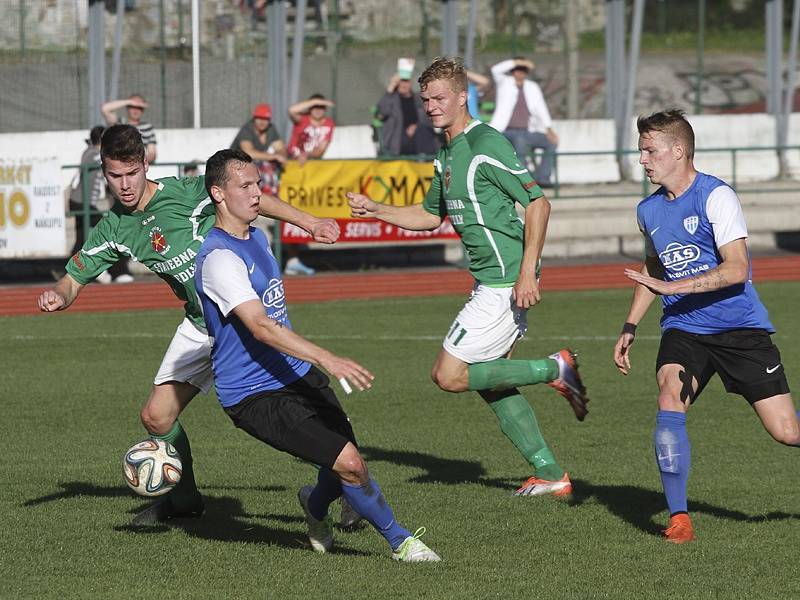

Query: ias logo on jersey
left=660, top=242, right=701, bottom=272
left=149, top=226, right=171, bottom=256
left=683, top=215, right=699, bottom=235
left=444, top=165, right=452, bottom=192
left=262, top=278, right=285, bottom=309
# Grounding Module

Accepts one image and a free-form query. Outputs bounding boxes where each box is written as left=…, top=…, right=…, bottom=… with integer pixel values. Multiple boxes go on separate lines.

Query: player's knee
left=334, top=447, right=368, bottom=485
left=771, top=420, right=800, bottom=446
left=430, top=368, right=466, bottom=393
left=657, top=391, right=686, bottom=412
left=140, top=404, right=175, bottom=436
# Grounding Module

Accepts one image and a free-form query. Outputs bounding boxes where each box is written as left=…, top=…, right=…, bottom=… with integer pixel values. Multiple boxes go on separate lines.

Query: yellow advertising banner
left=279, top=159, right=435, bottom=219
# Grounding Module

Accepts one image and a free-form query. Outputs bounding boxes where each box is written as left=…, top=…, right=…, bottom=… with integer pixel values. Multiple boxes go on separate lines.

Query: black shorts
left=223, top=366, right=357, bottom=468
left=656, top=328, right=790, bottom=404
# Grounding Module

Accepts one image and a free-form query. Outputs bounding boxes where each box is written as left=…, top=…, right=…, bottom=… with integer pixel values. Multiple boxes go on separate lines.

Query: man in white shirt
left=489, top=58, right=559, bottom=187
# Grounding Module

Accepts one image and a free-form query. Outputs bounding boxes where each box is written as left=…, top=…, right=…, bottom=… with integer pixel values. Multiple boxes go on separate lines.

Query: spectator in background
left=101, top=94, right=157, bottom=163
left=466, top=69, right=491, bottom=120
left=288, top=94, right=336, bottom=166
left=67, top=125, right=111, bottom=284
left=376, top=64, right=439, bottom=156
left=182, top=161, right=201, bottom=177
left=232, top=103, right=314, bottom=276
left=489, top=58, right=558, bottom=188
left=231, top=103, right=287, bottom=197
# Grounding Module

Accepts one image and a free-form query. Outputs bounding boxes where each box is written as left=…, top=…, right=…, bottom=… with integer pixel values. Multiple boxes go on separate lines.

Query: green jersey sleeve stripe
left=190, top=198, right=213, bottom=243
left=466, top=154, right=519, bottom=279
left=83, top=240, right=140, bottom=262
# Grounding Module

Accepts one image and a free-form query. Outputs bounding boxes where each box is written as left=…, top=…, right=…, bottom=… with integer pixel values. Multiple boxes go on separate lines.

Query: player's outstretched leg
left=131, top=420, right=204, bottom=526
left=467, top=349, right=589, bottom=421
left=339, top=478, right=440, bottom=562
left=480, top=389, right=572, bottom=497
left=655, top=410, right=694, bottom=543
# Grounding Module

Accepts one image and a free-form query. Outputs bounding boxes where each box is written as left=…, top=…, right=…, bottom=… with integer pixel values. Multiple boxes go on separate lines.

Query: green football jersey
left=66, top=176, right=214, bottom=328
left=423, top=120, right=543, bottom=286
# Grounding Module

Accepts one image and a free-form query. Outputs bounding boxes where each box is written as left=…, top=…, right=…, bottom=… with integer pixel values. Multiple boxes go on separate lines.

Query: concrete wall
left=6, top=113, right=800, bottom=189
left=4, top=113, right=798, bottom=261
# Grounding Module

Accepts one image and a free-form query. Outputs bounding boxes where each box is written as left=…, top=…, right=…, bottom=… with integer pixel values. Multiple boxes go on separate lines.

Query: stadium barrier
left=4, top=114, right=800, bottom=260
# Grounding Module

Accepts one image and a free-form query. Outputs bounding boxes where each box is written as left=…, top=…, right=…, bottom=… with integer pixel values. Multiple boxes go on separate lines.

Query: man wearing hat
left=231, top=103, right=288, bottom=198
left=376, top=59, right=439, bottom=156
left=101, top=93, right=157, bottom=163
left=489, top=58, right=558, bottom=187
left=232, top=105, right=316, bottom=276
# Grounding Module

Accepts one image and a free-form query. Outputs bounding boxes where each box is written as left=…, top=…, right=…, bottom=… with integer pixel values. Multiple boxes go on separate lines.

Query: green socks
left=468, top=358, right=558, bottom=391
left=488, top=393, right=565, bottom=481
left=151, top=420, right=200, bottom=508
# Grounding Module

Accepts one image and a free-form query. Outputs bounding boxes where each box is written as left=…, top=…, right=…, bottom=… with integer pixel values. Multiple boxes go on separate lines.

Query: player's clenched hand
left=320, top=354, right=375, bottom=392
left=614, top=333, right=635, bottom=375
left=37, top=289, right=66, bottom=312
left=347, top=192, right=378, bottom=218
left=310, top=218, right=340, bottom=244
left=512, top=270, right=541, bottom=309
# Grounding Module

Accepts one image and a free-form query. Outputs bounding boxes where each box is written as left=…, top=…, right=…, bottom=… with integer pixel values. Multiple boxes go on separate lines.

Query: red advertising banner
left=281, top=218, right=459, bottom=243
left=278, top=159, right=459, bottom=244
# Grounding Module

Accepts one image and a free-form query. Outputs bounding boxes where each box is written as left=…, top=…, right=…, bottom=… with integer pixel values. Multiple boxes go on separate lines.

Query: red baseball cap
left=252, top=103, right=272, bottom=119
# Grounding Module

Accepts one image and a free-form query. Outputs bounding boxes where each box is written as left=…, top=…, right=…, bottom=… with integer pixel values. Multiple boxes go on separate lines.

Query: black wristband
left=621, top=322, right=637, bottom=335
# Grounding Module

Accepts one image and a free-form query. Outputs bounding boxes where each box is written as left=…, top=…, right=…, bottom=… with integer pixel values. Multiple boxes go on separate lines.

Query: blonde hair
left=418, top=56, right=467, bottom=94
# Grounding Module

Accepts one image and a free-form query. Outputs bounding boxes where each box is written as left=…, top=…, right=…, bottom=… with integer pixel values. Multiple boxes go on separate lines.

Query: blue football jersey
left=636, top=172, right=774, bottom=334
left=195, top=227, right=310, bottom=407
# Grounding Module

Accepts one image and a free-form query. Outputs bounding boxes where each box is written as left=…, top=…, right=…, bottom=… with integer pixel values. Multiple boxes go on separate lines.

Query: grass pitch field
left=2, top=282, right=799, bottom=599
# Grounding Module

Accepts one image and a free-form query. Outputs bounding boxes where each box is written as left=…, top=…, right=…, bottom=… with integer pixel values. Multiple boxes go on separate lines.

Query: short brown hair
left=418, top=56, right=467, bottom=94
left=101, top=124, right=145, bottom=167
left=637, top=109, right=695, bottom=159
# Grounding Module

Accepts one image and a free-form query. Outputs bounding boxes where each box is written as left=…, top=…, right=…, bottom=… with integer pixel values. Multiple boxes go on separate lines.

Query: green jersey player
left=37, top=124, right=340, bottom=524
left=348, top=57, right=589, bottom=497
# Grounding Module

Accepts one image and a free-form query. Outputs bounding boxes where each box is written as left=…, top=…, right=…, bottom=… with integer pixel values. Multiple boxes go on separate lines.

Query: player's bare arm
left=258, top=194, right=340, bottom=244
left=232, top=299, right=374, bottom=391
left=614, top=258, right=661, bottom=375
left=347, top=192, right=442, bottom=231
left=514, top=197, right=551, bottom=309
left=624, top=238, right=748, bottom=295
left=37, top=273, right=84, bottom=312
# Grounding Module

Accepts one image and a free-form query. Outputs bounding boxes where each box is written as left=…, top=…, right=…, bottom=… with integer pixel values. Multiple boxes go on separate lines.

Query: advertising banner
left=278, top=159, right=459, bottom=244
left=0, top=157, right=66, bottom=258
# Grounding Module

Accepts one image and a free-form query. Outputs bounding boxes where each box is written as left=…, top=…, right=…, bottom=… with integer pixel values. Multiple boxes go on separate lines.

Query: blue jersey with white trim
left=637, top=172, right=773, bottom=334
left=195, top=227, right=310, bottom=407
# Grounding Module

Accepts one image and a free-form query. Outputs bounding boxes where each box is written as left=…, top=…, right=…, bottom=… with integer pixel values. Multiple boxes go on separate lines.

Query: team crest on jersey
left=683, top=215, right=699, bottom=235
left=444, top=165, right=452, bottom=192
left=149, top=226, right=171, bottom=256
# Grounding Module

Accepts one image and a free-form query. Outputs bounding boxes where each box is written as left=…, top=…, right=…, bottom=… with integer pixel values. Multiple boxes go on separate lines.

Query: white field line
left=5, top=332, right=663, bottom=342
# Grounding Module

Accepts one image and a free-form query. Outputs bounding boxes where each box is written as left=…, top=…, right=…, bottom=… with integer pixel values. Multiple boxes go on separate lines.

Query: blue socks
left=654, top=410, right=691, bottom=515
left=307, top=467, right=342, bottom=520
left=340, top=478, right=411, bottom=550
